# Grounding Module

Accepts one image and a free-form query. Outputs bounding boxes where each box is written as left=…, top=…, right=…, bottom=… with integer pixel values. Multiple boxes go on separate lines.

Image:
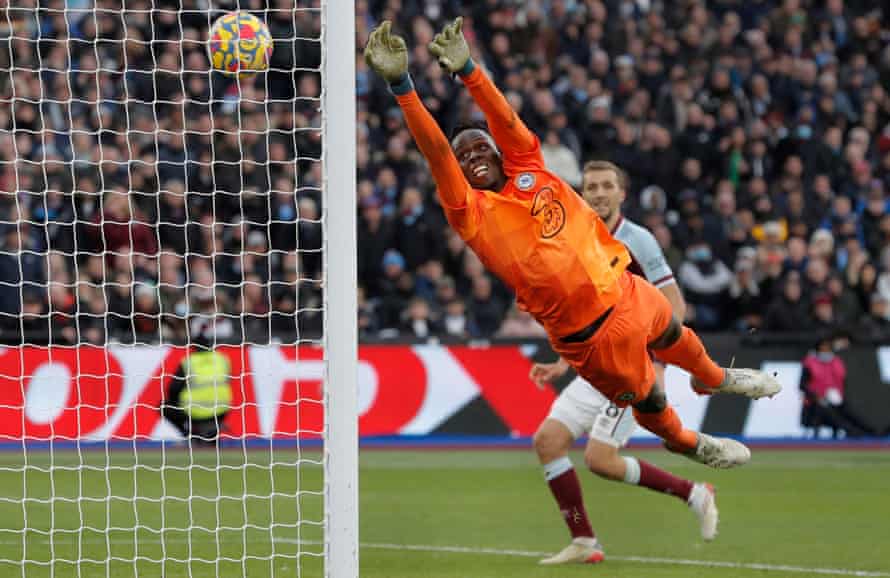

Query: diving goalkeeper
left=364, top=19, right=781, bottom=469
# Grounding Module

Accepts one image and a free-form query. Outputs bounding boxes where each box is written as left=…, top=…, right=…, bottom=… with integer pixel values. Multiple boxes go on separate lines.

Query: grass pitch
left=0, top=447, right=887, bottom=577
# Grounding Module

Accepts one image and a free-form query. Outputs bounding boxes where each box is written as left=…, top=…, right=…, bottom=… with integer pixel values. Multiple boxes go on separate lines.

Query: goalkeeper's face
left=453, top=129, right=505, bottom=191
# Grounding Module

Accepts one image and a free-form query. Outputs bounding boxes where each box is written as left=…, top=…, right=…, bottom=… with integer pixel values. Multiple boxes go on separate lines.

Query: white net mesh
left=0, top=1, right=333, bottom=575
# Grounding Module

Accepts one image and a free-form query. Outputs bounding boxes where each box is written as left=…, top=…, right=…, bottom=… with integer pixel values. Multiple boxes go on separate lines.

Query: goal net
left=0, top=1, right=356, bottom=577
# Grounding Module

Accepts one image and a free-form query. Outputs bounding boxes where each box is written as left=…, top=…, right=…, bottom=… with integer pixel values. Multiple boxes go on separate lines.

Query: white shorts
left=546, top=377, right=637, bottom=447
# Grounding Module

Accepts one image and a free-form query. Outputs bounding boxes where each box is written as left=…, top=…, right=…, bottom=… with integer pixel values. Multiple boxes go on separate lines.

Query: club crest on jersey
left=617, top=392, right=636, bottom=402
left=515, top=172, right=535, bottom=190
left=530, top=187, right=566, bottom=239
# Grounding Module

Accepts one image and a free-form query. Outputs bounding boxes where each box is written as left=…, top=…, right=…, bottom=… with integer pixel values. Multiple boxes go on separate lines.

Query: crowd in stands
left=0, top=0, right=889, bottom=345
left=356, top=0, right=890, bottom=342
left=0, top=0, right=324, bottom=344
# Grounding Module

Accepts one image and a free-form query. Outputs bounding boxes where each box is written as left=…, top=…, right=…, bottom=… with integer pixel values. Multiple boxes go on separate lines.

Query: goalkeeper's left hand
left=429, top=17, right=471, bottom=74
left=364, top=20, right=409, bottom=84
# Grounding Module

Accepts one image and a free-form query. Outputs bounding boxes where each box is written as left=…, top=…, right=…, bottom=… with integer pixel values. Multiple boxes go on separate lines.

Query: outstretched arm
left=392, top=88, right=472, bottom=212
left=430, top=18, right=543, bottom=170
left=365, top=22, right=477, bottom=237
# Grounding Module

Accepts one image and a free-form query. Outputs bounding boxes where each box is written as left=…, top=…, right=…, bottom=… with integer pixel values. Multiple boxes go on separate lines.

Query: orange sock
left=653, top=326, right=724, bottom=388
left=633, top=405, right=698, bottom=453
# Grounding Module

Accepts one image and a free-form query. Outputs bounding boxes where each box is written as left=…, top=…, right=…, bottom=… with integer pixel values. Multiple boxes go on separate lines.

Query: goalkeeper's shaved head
left=450, top=119, right=490, bottom=141
left=450, top=120, right=499, bottom=153
left=450, top=119, right=506, bottom=191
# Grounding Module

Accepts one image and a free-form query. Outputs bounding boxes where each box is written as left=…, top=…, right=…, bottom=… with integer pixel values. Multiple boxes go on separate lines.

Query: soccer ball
left=208, top=12, right=273, bottom=76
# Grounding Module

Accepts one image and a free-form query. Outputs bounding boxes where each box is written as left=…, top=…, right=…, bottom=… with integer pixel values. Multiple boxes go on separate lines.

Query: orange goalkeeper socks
left=633, top=405, right=699, bottom=453
left=652, top=326, right=725, bottom=389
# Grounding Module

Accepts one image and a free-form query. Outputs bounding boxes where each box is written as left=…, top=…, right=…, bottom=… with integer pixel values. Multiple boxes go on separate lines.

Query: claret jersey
left=611, top=216, right=675, bottom=289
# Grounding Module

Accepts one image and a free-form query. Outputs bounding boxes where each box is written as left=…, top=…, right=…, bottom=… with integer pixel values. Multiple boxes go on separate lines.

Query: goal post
left=321, top=0, right=359, bottom=577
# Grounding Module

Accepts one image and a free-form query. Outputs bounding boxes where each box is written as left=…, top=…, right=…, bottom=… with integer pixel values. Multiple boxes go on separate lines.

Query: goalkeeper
left=160, top=322, right=233, bottom=445
left=364, top=20, right=779, bottom=467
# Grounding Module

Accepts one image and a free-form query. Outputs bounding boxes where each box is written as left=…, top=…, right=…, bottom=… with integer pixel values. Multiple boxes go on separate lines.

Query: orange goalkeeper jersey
left=395, top=66, right=630, bottom=337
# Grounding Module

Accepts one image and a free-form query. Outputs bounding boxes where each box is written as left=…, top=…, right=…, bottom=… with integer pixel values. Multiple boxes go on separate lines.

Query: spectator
left=401, top=296, right=441, bottom=339
left=377, top=249, right=414, bottom=332
left=856, top=293, right=890, bottom=343
left=88, top=189, right=158, bottom=266
left=541, top=129, right=582, bottom=188
left=849, top=261, right=880, bottom=313
left=799, top=333, right=870, bottom=439
left=157, top=180, right=202, bottom=256
left=810, top=293, right=841, bottom=334
left=132, top=283, right=161, bottom=342
left=19, top=289, right=49, bottom=344
left=727, top=258, right=763, bottom=331
left=826, top=273, right=862, bottom=326
left=468, top=275, right=505, bottom=338
left=441, top=299, right=470, bottom=339
left=765, top=273, right=811, bottom=332
left=297, top=197, right=323, bottom=277
left=395, top=187, right=443, bottom=271
left=357, top=196, right=395, bottom=296
left=239, top=274, right=271, bottom=344
left=357, top=286, right=378, bottom=338
left=678, top=240, right=732, bottom=330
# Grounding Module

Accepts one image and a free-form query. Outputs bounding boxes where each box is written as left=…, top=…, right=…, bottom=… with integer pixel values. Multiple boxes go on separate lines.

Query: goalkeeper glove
left=428, top=16, right=473, bottom=76
left=364, top=20, right=410, bottom=85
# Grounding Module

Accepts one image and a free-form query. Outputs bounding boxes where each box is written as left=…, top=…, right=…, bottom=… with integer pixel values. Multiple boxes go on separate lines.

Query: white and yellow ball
left=208, top=12, right=273, bottom=76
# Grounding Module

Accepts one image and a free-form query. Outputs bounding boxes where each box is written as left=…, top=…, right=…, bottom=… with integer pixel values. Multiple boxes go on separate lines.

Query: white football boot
left=538, top=537, right=605, bottom=565
left=675, top=433, right=751, bottom=469
left=688, top=482, right=718, bottom=541
left=693, top=368, right=782, bottom=399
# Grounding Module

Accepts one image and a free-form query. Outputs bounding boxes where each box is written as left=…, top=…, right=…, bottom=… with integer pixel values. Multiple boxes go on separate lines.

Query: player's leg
left=583, top=441, right=718, bottom=541
left=533, top=419, right=595, bottom=541
left=632, top=381, right=751, bottom=467
left=534, top=381, right=604, bottom=565
left=650, top=316, right=781, bottom=398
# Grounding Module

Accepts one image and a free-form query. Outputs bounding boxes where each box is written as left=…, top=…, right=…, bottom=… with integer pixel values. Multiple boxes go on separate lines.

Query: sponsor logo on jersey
left=530, top=187, right=566, bottom=238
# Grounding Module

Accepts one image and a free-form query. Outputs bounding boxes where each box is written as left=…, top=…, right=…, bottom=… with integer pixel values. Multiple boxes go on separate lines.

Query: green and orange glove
left=428, top=16, right=474, bottom=77
left=364, top=20, right=413, bottom=94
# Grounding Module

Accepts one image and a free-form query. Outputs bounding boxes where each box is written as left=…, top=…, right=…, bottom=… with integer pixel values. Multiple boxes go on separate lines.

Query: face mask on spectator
left=689, top=246, right=712, bottom=262
left=278, top=203, right=295, bottom=221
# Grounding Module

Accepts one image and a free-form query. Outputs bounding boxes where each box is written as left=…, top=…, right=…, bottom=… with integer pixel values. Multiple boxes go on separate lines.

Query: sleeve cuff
left=389, top=73, right=414, bottom=96
left=457, top=58, right=476, bottom=78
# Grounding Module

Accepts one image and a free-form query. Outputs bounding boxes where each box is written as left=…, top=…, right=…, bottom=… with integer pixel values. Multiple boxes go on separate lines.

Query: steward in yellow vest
left=161, top=349, right=233, bottom=444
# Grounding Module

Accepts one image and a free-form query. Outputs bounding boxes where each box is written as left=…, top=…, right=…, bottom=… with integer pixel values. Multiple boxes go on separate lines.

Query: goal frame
left=321, top=1, right=359, bottom=577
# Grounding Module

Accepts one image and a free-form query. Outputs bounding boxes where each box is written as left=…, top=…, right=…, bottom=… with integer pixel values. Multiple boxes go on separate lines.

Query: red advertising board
left=0, top=345, right=556, bottom=441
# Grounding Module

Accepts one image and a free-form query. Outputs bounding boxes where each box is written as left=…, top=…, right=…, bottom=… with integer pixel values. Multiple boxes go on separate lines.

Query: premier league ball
left=208, top=12, right=273, bottom=76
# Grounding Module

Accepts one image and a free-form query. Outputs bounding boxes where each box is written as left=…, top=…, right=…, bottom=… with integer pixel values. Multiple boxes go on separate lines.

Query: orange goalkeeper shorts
left=550, top=272, right=674, bottom=407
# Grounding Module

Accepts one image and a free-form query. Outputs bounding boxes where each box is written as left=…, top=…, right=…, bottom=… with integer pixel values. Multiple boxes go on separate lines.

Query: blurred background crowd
left=0, top=0, right=324, bottom=344
left=357, top=0, right=890, bottom=342
left=0, top=0, right=889, bottom=345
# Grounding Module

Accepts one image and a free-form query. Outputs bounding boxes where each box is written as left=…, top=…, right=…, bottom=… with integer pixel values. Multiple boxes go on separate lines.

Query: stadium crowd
left=0, top=0, right=888, bottom=345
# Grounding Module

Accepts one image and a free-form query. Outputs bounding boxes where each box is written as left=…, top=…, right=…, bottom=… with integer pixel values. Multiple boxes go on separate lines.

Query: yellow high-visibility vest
left=180, top=351, right=232, bottom=420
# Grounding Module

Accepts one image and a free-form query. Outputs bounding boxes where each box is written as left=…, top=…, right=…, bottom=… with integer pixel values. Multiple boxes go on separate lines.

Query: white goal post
left=321, top=0, right=359, bottom=576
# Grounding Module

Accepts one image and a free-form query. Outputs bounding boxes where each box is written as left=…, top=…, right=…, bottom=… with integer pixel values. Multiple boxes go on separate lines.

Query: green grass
left=0, top=448, right=887, bottom=577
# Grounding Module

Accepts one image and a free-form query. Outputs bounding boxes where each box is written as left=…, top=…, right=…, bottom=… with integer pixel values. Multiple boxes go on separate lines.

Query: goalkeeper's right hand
left=364, top=20, right=409, bottom=85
